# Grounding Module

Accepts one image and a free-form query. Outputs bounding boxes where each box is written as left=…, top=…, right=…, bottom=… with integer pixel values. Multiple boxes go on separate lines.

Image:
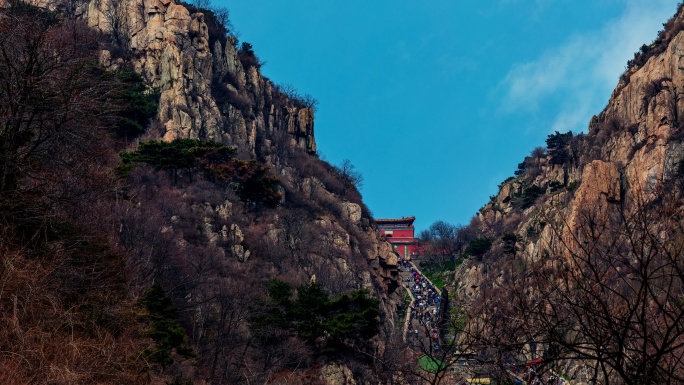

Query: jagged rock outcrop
left=88, top=0, right=315, bottom=156
left=321, top=363, right=357, bottom=385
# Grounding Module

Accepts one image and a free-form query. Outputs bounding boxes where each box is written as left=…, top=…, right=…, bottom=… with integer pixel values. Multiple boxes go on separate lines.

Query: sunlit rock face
left=457, top=6, right=684, bottom=379
left=84, top=0, right=315, bottom=156
left=466, top=8, right=684, bottom=287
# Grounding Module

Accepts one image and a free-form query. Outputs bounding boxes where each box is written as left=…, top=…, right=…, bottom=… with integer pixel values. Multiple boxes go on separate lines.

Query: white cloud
left=499, top=0, right=678, bottom=133
left=502, top=37, right=586, bottom=112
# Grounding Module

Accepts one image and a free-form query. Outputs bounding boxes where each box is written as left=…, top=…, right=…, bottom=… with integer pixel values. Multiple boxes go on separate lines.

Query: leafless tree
left=335, top=159, right=364, bottom=196
left=301, top=93, right=319, bottom=111
left=102, top=0, right=131, bottom=56
left=0, top=4, right=120, bottom=233
left=191, top=0, right=211, bottom=9
left=419, top=220, right=466, bottom=267
left=480, top=185, right=684, bottom=385
left=211, top=6, right=232, bottom=32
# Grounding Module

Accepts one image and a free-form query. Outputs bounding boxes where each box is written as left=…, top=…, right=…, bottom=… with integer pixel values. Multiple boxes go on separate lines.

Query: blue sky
left=217, top=0, right=679, bottom=232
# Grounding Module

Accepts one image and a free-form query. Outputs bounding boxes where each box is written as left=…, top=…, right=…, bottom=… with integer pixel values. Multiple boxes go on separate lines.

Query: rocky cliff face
left=454, top=4, right=684, bottom=382
left=79, top=0, right=400, bottom=297
left=90, top=0, right=315, bottom=157
left=458, top=7, right=684, bottom=298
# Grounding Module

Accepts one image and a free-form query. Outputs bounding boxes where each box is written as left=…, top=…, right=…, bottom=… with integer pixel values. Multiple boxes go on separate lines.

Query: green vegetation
left=501, top=176, right=516, bottom=185
left=4, top=0, right=58, bottom=24
left=239, top=42, right=263, bottom=69
left=422, top=270, right=446, bottom=290
left=465, top=237, right=492, bottom=260
left=418, top=355, right=446, bottom=373
left=205, top=158, right=282, bottom=207
left=110, top=68, right=159, bottom=140
left=419, top=259, right=462, bottom=290
left=249, top=280, right=380, bottom=354
left=397, top=289, right=412, bottom=320
left=626, top=5, right=684, bottom=73
left=518, top=184, right=545, bottom=209
left=546, top=130, right=573, bottom=165
left=548, top=180, right=564, bottom=192
left=515, top=160, right=527, bottom=176
left=449, top=307, right=467, bottom=333
left=118, top=139, right=233, bottom=175
left=502, top=233, right=520, bottom=255
left=140, top=284, right=195, bottom=366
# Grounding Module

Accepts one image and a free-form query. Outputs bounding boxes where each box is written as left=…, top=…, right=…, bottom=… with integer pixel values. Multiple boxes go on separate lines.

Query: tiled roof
left=376, top=216, right=415, bottom=224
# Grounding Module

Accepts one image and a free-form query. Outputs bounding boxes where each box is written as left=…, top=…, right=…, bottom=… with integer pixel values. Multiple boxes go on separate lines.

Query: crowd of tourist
left=399, top=258, right=572, bottom=384
left=399, top=259, right=442, bottom=350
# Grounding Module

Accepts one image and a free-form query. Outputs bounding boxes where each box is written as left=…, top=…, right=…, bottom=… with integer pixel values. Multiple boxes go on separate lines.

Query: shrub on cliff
left=181, top=1, right=233, bottom=47
left=465, top=237, right=492, bottom=260
left=109, top=68, right=160, bottom=141
left=239, top=42, right=263, bottom=69
left=546, top=130, right=573, bottom=165
left=274, top=83, right=319, bottom=111
left=332, top=159, right=364, bottom=195
left=117, top=139, right=222, bottom=178
left=250, top=280, right=380, bottom=355
left=502, top=233, right=520, bottom=255
left=621, top=3, right=684, bottom=86
left=204, top=159, right=282, bottom=207
left=518, top=184, right=546, bottom=209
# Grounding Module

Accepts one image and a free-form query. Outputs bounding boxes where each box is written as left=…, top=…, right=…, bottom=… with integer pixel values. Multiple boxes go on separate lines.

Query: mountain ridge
left=451, top=3, right=684, bottom=383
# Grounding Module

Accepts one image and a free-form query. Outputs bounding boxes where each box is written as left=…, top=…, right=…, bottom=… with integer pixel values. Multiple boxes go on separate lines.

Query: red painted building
left=377, top=216, right=420, bottom=259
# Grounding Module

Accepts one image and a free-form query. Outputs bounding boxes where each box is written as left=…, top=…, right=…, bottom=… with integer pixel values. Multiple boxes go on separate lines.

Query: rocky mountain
left=0, top=0, right=403, bottom=384
left=89, top=0, right=402, bottom=307
left=453, top=4, right=684, bottom=384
